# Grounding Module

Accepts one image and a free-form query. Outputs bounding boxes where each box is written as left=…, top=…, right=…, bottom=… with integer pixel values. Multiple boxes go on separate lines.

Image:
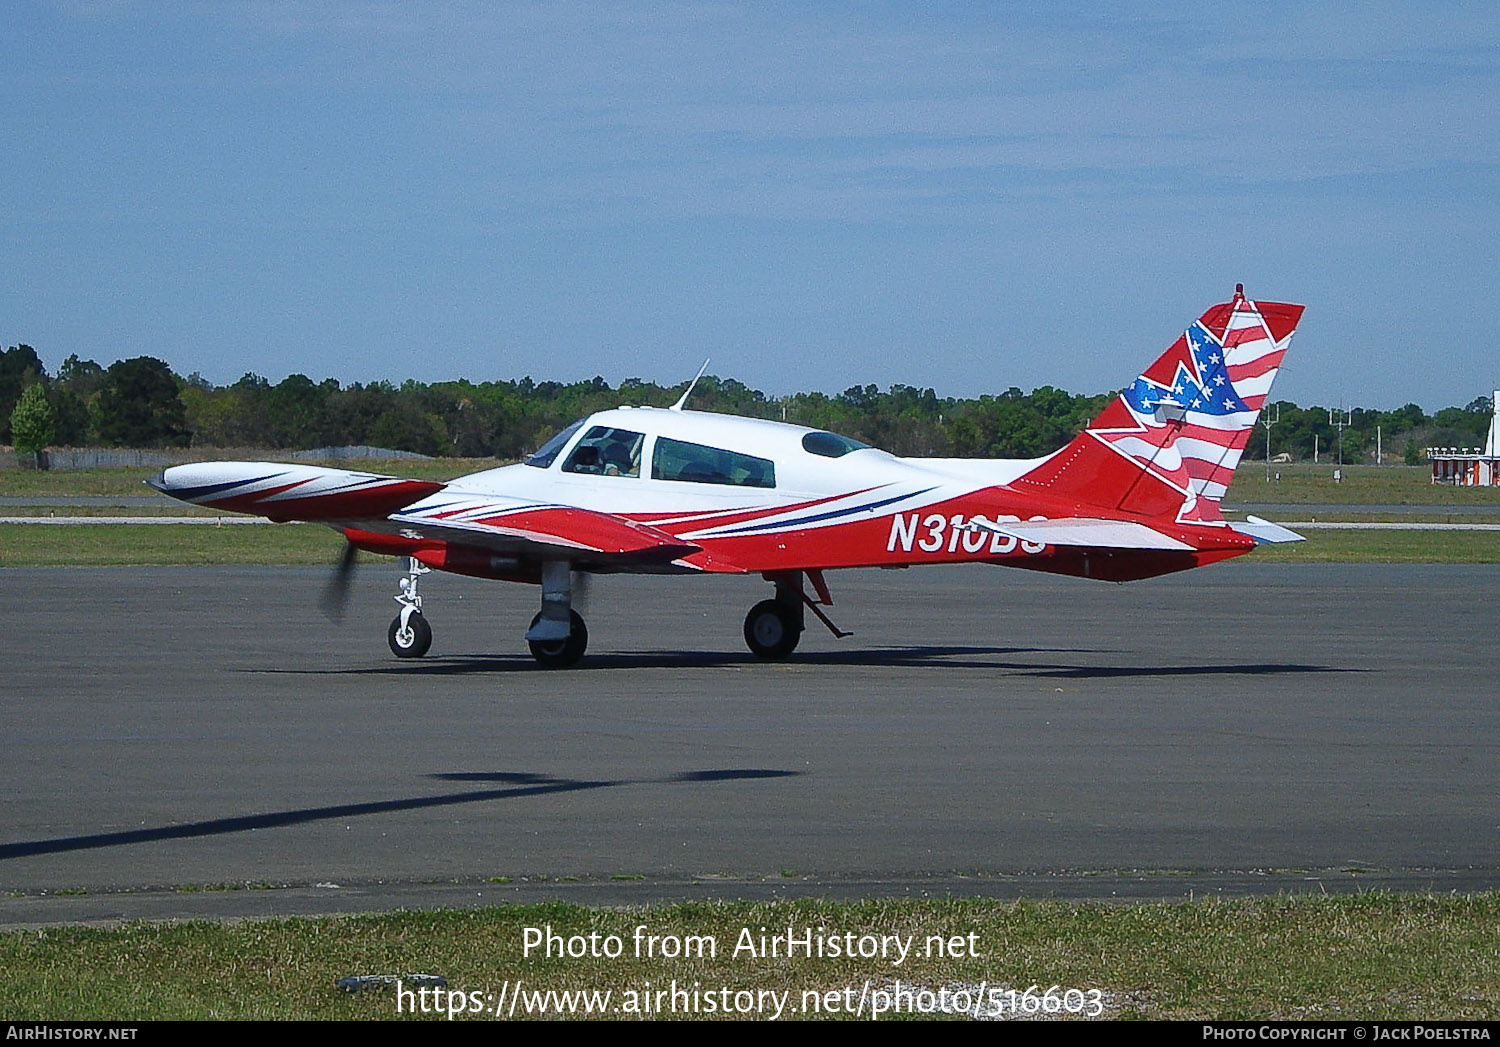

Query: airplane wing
left=148, top=462, right=700, bottom=568
left=147, top=462, right=447, bottom=521
left=368, top=490, right=701, bottom=567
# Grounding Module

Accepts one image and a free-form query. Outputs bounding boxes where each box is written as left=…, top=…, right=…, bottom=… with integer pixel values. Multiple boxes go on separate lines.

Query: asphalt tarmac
left=2, top=562, right=1497, bottom=925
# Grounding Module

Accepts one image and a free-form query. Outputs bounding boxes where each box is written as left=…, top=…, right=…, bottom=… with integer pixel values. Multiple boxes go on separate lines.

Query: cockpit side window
left=524, top=419, right=586, bottom=469
left=651, top=436, right=776, bottom=488
left=562, top=426, right=645, bottom=478
left=801, top=431, right=871, bottom=458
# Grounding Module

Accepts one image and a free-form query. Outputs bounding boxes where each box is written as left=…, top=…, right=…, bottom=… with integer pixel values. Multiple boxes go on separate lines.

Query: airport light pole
left=1330, top=408, right=1352, bottom=467
left=1261, top=403, right=1280, bottom=482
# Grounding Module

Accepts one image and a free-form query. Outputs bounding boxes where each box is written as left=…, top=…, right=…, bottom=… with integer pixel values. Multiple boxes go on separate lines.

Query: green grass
left=0, top=465, right=165, bottom=498
left=0, top=504, right=224, bottom=517
left=1245, top=529, right=1500, bottom=564
left=1228, top=462, right=1500, bottom=505
left=0, top=458, right=498, bottom=498
left=0, top=523, right=354, bottom=566
left=0, top=896, right=1496, bottom=1020
left=1263, top=511, right=1500, bottom=523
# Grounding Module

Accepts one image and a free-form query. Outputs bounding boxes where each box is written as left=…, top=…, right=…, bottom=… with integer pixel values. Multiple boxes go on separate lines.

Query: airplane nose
left=145, top=470, right=168, bottom=493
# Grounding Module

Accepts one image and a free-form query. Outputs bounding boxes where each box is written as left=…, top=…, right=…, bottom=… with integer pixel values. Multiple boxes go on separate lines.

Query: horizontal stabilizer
left=963, top=516, right=1194, bottom=551
left=1233, top=515, right=1305, bottom=545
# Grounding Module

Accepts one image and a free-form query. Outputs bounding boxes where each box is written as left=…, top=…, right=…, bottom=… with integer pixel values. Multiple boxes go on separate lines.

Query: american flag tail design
left=1013, top=287, right=1304, bottom=524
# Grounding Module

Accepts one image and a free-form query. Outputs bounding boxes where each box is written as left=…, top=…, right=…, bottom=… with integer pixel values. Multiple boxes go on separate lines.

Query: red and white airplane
left=150, top=287, right=1304, bottom=667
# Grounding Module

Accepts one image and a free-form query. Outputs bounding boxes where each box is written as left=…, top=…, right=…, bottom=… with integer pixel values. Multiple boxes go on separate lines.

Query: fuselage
left=424, top=406, right=1245, bottom=580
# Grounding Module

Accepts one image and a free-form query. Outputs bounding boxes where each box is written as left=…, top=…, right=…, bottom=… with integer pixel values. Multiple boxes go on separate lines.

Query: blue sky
left=4, top=1, right=1497, bottom=409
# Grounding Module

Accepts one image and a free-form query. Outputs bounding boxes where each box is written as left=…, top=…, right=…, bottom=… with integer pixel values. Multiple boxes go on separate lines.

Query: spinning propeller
left=319, top=540, right=360, bottom=621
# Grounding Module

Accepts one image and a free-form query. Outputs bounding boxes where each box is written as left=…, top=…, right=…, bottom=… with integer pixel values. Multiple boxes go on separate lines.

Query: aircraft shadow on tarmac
left=0, top=769, right=800, bottom=861
left=238, top=644, right=1361, bottom=678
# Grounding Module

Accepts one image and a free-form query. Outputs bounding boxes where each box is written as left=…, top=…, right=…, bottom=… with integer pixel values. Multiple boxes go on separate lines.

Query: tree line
left=2, top=343, right=1493, bottom=465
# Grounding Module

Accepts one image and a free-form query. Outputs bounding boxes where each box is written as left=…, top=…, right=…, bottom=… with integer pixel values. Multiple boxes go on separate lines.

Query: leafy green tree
left=9, top=382, right=55, bottom=466
left=266, top=374, right=333, bottom=448
left=0, top=344, right=46, bottom=443
left=50, top=354, right=106, bottom=444
left=1431, top=403, right=1490, bottom=447
left=1379, top=403, right=1427, bottom=433
left=950, top=388, right=1070, bottom=458
left=93, top=357, right=189, bottom=447
left=57, top=353, right=105, bottom=392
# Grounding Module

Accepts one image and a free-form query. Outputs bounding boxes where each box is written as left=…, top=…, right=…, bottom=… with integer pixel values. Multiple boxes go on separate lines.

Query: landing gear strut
left=388, top=557, right=433, bottom=658
left=524, top=560, right=588, bottom=668
left=743, top=569, right=849, bottom=660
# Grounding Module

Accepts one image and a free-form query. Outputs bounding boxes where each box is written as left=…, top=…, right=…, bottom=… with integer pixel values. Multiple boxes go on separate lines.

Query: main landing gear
left=385, top=557, right=589, bottom=668
left=522, top=560, right=588, bottom=668
left=528, top=609, right=588, bottom=668
left=743, top=599, right=800, bottom=659
left=383, top=560, right=844, bottom=667
left=743, top=569, right=849, bottom=660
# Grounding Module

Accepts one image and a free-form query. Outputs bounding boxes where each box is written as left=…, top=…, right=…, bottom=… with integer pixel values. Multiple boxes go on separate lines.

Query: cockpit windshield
left=523, top=419, right=586, bottom=468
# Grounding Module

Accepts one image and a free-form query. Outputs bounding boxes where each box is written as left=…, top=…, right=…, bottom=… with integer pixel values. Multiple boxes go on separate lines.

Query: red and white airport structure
left=1428, top=391, right=1500, bottom=486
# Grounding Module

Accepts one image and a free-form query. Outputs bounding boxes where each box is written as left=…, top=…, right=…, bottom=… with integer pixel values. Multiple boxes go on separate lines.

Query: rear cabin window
left=651, top=437, right=776, bottom=489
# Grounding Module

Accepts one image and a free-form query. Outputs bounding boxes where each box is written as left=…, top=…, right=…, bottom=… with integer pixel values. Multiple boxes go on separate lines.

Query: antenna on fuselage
left=669, top=358, right=710, bottom=411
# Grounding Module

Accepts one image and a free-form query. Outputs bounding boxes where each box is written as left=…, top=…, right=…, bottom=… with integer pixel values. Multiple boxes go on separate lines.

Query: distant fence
left=290, top=446, right=433, bottom=461
left=1, top=446, right=434, bottom=471
left=4, top=449, right=178, bottom=471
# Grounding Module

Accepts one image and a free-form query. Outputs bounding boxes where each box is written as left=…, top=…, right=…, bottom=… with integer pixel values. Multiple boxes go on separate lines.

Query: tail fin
left=1013, top=287, right=1304, bottom=523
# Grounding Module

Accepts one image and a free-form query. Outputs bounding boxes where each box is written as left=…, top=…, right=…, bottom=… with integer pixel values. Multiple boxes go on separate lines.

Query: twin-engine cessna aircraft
left=151, top=287, right=1304, bottom=667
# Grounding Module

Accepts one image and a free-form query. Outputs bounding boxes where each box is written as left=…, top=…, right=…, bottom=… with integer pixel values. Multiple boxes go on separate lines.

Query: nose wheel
left=388, top=612, right=432, bottom=658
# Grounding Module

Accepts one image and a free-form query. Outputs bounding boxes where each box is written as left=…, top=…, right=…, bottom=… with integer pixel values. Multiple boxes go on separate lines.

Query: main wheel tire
left=528, top=609, right=588, bottom=668
left=388, top=612, right=433, bottom=658
left=743, top=599, right=801, bottom=659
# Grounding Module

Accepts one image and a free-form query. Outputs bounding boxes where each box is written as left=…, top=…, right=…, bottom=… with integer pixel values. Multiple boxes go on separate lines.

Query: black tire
left=528, top=610, right=588, bottom=668
left=743, top=599, right=801, bottom=659
left=388, top=612, right=433, bottom=658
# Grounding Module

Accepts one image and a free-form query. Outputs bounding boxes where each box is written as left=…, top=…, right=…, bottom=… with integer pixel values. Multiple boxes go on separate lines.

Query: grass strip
left=0, top=459, right=495, bottom=498
left=0, top=895, right=1496, bottom=1020
left=0, top=522, right=349, bottom=566
left=1245, top=529, right=1500, bottom=564
left=1227, top=463, right=1500, bottom=505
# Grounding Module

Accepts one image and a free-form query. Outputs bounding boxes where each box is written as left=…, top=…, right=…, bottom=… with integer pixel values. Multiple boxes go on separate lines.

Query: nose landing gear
left=388, top=558, right=433, bottom=658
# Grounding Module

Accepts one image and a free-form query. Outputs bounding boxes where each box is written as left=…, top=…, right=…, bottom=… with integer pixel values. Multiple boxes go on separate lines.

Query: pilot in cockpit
left=600, top=431, right=642, bottom=477
left=601, top=441, right=632, bottom=476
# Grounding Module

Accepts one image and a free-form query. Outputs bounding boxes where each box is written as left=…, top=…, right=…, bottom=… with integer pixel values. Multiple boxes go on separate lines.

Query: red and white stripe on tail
left=1013, top=288, right=1304, bottom=524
